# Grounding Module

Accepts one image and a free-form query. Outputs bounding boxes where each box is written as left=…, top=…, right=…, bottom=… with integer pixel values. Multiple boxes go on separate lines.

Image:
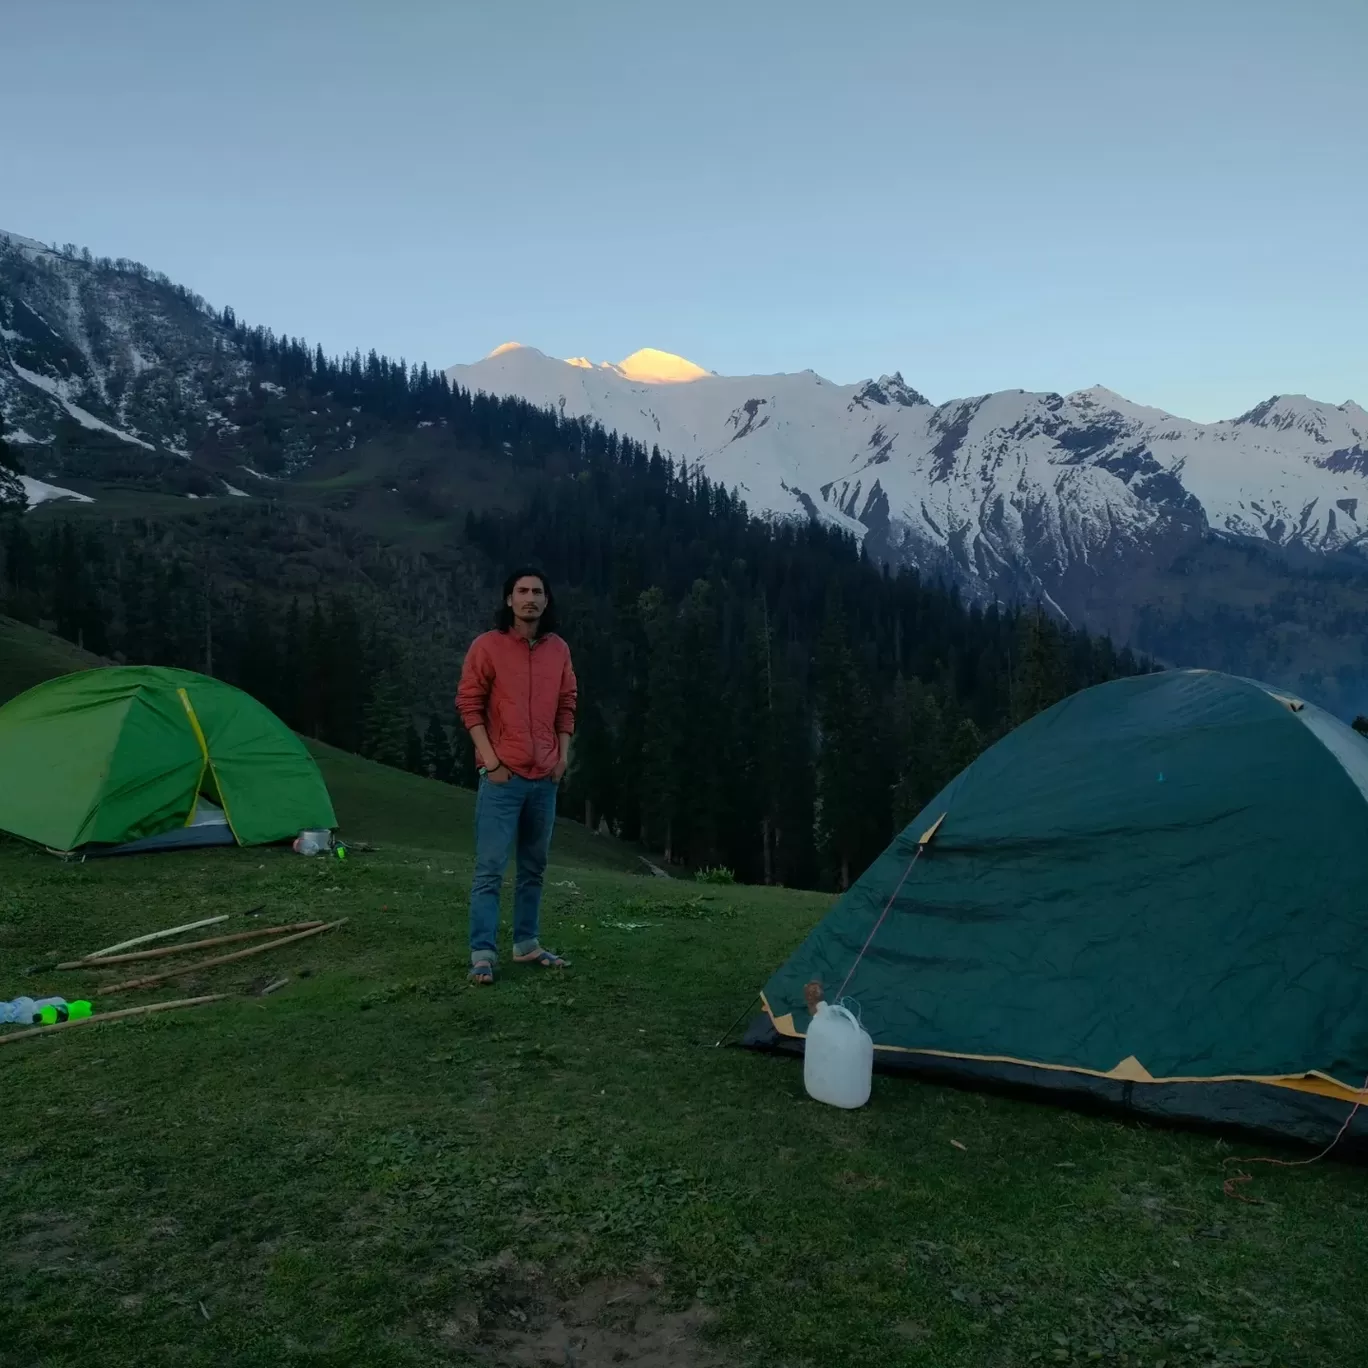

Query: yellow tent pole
left=177, top=687, right=239, bottom=841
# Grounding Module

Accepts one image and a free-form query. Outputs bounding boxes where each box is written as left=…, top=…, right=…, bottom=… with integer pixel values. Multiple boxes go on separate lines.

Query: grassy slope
left=0, top=613, right=108, bottom=701
left=307, top=739, right=646, bottom=875
left=2, top=753, right=1365, bottom=1368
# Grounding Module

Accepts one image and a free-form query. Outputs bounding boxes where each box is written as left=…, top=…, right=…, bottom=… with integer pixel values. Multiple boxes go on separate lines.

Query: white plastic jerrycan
left=803, top=1000, right=874, bottom=1109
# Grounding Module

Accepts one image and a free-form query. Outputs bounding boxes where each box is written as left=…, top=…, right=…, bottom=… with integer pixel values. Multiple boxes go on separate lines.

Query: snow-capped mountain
left=0, top=230, right=249, bottom=462
left=446, top=344, right=1368, bottom=616
left=6, top=226, right=1368, bottom=711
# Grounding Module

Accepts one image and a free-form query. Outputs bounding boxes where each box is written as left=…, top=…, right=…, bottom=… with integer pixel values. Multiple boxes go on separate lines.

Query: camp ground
left=2, top=652, right=1366, bottom=1367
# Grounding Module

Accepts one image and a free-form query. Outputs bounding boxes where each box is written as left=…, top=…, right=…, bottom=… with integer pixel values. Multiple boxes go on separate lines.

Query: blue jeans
left=468, top=774, right=557, bottom=964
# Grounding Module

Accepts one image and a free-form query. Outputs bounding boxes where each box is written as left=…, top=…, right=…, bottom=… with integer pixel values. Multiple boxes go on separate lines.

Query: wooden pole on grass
left=83, top=915, right=231, bottom=959
left=0, top=995, right=228, bottom=1047
left=100, top=919, right=348, bottom=994
left=57, top=921, right=325, bottom=969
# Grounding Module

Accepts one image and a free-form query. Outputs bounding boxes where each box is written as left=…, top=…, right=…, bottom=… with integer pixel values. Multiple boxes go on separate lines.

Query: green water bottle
left=37, top=1000, right=93, bottom=1026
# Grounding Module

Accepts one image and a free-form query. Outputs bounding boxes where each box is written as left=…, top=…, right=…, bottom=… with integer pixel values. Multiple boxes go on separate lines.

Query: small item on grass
left=803, top=998, right=874, bottom=1109
left=1, top=997, right=91, bottom=1026
left=260, top=978, right=290, bottom=996
left=1, top=996, right=58, bottom=1025
left=0, top=994, right=227, bottom=1046
left=57, top=921, right=325, bottom=969
left=199, top=1301, right=211, bottom=1321
left=38, top=1001, right=92, bottom=1025
left=950, top=1139, right=968, bottom=1151
left=101, top=920, right=348, bottom=995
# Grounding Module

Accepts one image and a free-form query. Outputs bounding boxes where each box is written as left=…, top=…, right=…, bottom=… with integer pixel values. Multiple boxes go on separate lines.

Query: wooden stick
left=84, top=915, right=231, bottom=960
left=101, top=920, right=347, bottom=994
left=58, top=921, right=325, bottom=969
left=0, top=995, right=227, bottom=1046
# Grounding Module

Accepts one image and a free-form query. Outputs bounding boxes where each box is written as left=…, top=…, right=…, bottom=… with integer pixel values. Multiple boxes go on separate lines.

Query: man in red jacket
left=456, top=568, right=577, bottom=985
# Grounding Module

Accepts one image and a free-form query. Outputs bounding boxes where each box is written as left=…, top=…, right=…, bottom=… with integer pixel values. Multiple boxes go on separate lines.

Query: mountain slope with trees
left=2, top=323, right=1150, bottom=887
left=5, top=231, right=1368, bottom=715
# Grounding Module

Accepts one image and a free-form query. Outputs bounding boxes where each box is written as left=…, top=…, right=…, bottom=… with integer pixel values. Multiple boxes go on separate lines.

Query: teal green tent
left=0, top=666, right=336, bottom=854
left=746, top=669, right=1368, bottom=1148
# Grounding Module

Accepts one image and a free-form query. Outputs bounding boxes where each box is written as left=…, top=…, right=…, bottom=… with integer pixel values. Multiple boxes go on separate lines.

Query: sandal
left=513, top=947, right=569, bottom=969
left=468, top=960, right=495, bottom=985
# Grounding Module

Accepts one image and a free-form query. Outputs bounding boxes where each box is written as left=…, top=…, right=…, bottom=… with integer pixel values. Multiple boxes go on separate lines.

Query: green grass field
left=3, top=753, right=1366, bottom=1368
left=2, top=627, right=1365, bottom=1367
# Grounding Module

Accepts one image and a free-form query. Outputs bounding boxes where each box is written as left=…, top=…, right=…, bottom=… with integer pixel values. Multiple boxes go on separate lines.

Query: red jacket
left=456, top=630, right=578, bottom=780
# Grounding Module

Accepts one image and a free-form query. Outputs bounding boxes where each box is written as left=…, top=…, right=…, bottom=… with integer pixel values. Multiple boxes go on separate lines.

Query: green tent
left=0, top=666, right=336, bottom=854
left=746, top=669, right=1368, bottom=1148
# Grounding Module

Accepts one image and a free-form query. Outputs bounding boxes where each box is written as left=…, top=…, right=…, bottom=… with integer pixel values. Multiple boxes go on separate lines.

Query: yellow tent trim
left=177, top=687, right=239, bottom=842
left=1107, top=1055, right=1155, bottom=1083
left=177, top=687, right=209, bottom=827
left=758, top=994, right=1368, bottom=1103
left=918, top=812, right=946, bottom=846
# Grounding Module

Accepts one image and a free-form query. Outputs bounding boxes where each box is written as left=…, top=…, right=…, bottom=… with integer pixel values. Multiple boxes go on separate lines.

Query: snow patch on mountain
left=0, top=230, right=60, bottom=259
left=10, top=362, right=156, bottom=449
left=20, top=475, right=93, bottom=508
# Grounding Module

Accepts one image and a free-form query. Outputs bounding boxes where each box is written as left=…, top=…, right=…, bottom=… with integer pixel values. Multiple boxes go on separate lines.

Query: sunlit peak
left=612, top=348, right=709, bottom=384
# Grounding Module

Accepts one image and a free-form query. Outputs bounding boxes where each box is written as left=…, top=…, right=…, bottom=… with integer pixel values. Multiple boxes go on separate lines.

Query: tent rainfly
left=0, top=666, right=336, bottom=855
left=745, top=668, right=1368, bottom=1149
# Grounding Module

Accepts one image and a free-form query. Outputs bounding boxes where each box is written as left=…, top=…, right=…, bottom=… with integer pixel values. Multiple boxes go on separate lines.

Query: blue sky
left=3, top=0, right=1363, bottom=419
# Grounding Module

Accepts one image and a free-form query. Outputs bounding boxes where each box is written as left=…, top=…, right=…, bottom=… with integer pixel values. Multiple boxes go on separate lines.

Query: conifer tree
left=815, top=600, right=874, bottom=890
left=404, top=721, right=425, bottom=776
left=563, top=697, right=615, bottom=834
left=237, top=591, right=280, bottom=710
left=0, top=413, right=26, bottom=512
left=772, top=675, right=818, bottom=888
left=278, top=598, right=306, bottom=732
left=362, top=672, right=408, bottom=768
left=423, top=713, right=455, bottom=782
left=1012, top=605, right=1068, bottom=725
left=0, top=515, right=37, bottom=616
left=638, top=586, right=687, bottom=862
left=673, top=579, right=727, bottom=866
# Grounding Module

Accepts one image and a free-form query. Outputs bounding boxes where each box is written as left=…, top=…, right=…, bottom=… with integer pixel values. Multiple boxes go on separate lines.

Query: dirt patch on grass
left=3, top=1211, right=84, bottom=1273
left=447, top=1275, right=731, bottom=1367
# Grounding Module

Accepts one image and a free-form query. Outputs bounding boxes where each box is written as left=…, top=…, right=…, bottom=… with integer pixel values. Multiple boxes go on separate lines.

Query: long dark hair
left=494, top=567, right=559, bottom=635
